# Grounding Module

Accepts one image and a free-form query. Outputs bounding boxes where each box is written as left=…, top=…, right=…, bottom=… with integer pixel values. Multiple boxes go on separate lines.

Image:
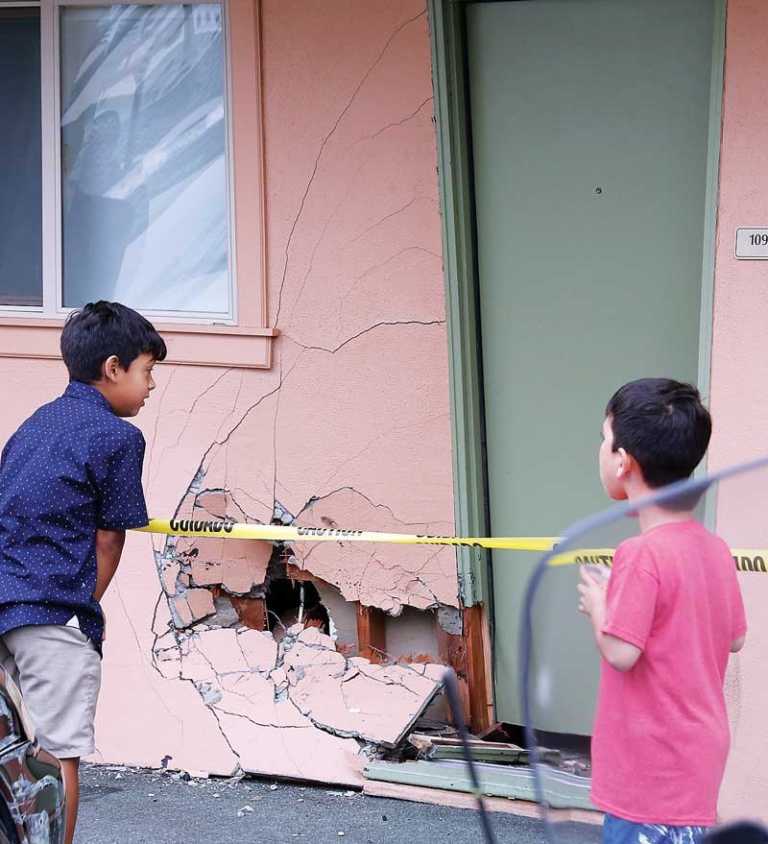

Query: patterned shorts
left=603, top=813, right=709, bottom=844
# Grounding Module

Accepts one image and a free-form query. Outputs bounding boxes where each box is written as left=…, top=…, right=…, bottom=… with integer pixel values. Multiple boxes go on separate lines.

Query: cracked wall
left=0, top=0, right=458, bottom=788
left=85, top=0, right=454, bottom=783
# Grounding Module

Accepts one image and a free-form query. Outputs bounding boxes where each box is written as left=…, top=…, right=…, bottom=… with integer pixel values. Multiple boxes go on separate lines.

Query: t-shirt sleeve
left=601, top=541, right=659, bottom=651
left=95, top=426, right=149, bottom=530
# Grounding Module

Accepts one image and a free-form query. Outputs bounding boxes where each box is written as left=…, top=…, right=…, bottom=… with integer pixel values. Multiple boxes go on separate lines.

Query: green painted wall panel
left=465, top=0, right=720, bottom=730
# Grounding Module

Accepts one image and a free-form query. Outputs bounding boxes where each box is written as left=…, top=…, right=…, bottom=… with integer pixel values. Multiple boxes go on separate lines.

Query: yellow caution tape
left=136, top=520, right=768, bottom=573
left=549, top=548, right=615, bottom=568
left=731, top=551, right=768, bottom=573
left=551, top=548, right=768, bottom=573
left=138, top=518, right=558, bottom=551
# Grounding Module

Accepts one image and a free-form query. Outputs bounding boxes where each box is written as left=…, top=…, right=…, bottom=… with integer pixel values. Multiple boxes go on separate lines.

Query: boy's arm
left=94, top=426, right=148, bottom=603
left=578, top=549, right=656, bottom=672
left=94, top=528, right=126, bottom=601
left=580, top=585, right=643, bottom=671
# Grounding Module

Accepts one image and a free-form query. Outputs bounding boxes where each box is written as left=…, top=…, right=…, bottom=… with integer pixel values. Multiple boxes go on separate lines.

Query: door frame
left=428, top=0, right=727, bottom=725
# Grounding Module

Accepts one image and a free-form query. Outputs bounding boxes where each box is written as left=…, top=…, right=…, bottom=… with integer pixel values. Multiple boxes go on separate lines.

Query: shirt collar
left=64, top=380, right=115, bottom=413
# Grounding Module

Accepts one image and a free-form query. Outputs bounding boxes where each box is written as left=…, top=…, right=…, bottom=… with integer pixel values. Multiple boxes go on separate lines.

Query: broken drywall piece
left=193, top=628, right=250, bottom=675
left=171, top=588, right=216, bottom=628
left=216, top=673, right=275, bottom=717
left=236, top=628, right=278, bottom=672
left=183, top=537, right=272, bottom=595
left=189, top=559, right=223, bottom=587
left=215, top=673, right=309, bottom=729
left=179, top=639, right=217, bottom=684
left=160, top=559, right=180, bottom=595
left=269, top=667, right=289, bottom=692
left=153, top=630, right=183, bottom=679
left=153, top=609, right=444, bottom=783
left=281, top=626, right=440, bottom=747
left=418, top=664, right=445, bottom=684
left=294, top=625, right=335, bottom=650
left=212, top=711, right=364, bottom=784
left=290, top=487, right=459, bottom=613
left=186, top=588, right=217, bottom=621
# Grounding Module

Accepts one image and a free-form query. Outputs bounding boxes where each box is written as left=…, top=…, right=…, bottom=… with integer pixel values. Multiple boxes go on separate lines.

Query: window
left=0, top=0, right=274, bottom=368
left=0, top=6, right=43, bottom=308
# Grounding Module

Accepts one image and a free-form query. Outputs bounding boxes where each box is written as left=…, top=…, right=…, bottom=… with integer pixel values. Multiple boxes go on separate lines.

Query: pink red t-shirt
left=590, top=520, right=747, bottom=826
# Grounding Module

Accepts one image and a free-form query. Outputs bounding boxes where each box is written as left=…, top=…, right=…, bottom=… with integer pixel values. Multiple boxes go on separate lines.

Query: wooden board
left=356, top=603, right=387, bottom=664
left=363, top=759, right=595, bottom=812
left=361, top=779, right=602, bottom=826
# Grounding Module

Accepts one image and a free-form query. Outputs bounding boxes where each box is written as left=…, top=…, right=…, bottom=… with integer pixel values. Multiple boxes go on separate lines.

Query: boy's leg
left=603, top=814, right=645, bottom=844
left=60, top=757, right=80, bottom=844
left=2, top=625, right=101, bottom=844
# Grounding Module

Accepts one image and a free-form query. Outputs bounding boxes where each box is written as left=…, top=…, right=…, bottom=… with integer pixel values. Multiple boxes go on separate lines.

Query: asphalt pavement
left=76, top=763, right=602, bottom=844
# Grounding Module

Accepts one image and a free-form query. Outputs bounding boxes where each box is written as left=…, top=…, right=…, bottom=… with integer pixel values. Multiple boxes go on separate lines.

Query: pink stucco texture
left=707, top=0, right=768, bottom=823
left=0, top=1, right=455, bottom=782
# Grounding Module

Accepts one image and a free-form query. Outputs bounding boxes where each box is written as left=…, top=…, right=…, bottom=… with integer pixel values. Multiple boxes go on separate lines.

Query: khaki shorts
left=0, top=624, right=101, bottom=758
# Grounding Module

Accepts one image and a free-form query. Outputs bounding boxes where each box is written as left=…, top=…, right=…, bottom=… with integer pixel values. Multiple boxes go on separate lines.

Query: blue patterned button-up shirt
left=0, top=381, right=148, bottom=649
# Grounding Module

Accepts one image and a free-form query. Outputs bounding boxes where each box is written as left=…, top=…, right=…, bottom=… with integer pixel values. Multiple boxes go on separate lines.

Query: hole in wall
left=264, top=572, right=333, bottom=643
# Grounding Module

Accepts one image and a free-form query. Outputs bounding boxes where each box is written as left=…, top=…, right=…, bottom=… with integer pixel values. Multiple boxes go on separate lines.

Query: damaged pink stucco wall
left=78, top=0, right=451, bottom=782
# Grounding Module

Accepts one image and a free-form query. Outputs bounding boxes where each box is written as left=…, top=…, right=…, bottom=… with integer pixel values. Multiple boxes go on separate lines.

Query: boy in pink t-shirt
left=578, top=379, right=747, bottom=844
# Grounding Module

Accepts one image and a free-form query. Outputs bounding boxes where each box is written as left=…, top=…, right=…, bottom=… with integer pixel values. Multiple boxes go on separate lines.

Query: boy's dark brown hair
left=606, top=378, right=711, bottom=488
left=61, top=300, right=167, bottom=382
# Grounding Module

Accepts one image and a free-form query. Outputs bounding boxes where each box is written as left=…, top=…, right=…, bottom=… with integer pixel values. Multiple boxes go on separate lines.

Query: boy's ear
left=101, top=355, right=123, bottom=384
left=616, top=447, right=630, bottom=478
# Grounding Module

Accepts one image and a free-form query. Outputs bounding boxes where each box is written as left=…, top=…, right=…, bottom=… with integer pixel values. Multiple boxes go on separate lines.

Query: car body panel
left=0, top=669, right=64, bottom=844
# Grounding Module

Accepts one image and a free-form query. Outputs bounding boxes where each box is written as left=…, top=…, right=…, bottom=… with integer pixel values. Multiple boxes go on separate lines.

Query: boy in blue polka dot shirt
left=0, top=301, right=166, bottom=844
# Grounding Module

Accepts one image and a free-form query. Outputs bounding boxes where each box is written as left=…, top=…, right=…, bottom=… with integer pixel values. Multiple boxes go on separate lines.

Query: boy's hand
left=577, top=567, right=607, bottom=619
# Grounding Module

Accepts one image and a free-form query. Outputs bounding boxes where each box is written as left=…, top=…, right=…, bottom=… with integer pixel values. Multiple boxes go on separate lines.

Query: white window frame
left=2, top=0, right=238, bottom=326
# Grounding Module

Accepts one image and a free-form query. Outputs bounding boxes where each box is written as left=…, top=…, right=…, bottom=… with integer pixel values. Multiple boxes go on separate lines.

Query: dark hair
left=60, top=301, right=167, bottom=382
left=606, top=378, right=711, bottom=488
left=303, top=603, right=330, bottom=634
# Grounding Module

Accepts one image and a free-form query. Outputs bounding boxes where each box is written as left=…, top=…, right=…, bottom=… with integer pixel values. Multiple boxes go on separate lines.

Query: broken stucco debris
left=171, top=588, right=216, bottom=628
left=149, top=337, right=456, bottom=781
left=237, top=628, right=279, bottom=671
left=196, top=539, right=271, bottom=594
left=151, top=500, right=454, bottom=781
left=280, top=625, right=439, bottom=747
left=178, top=536, right=272, bottom=595
left=152, top=612, right=443, bottom=783
left=157, top=520, right=273, bottom=632
left=290, top=487, right=458, bottom=613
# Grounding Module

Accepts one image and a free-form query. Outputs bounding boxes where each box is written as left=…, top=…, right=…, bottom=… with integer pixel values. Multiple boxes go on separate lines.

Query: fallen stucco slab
left=284, top=626, right=442, bottom=747
left=151, top=620, right=444, bottom=785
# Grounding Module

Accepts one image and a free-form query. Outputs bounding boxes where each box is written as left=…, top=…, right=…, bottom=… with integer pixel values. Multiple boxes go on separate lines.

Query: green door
left=466, top=0, right=721, bottom=731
